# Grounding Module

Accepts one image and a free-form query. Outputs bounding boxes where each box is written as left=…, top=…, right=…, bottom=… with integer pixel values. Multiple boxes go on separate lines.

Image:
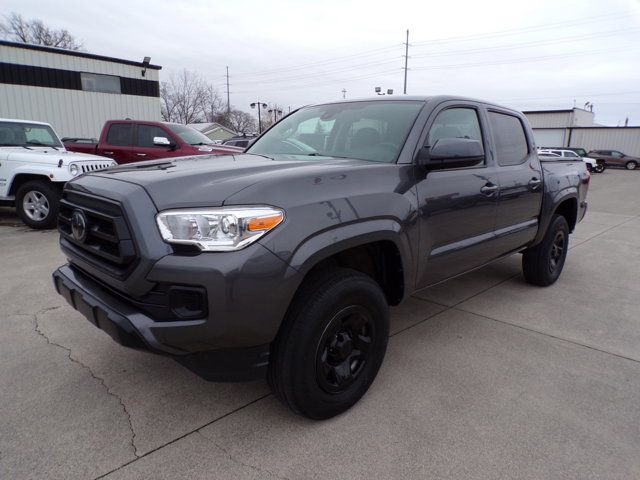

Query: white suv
left=538, top=148, right=604, bottom=173
left=0, top=119, right=116, bottom=229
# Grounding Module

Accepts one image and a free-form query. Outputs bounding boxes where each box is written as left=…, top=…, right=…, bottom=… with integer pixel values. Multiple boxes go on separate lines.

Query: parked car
left=538, top=148, right=604, bottom=173
left=222, top=136, right=257, bottom=149
left=542, top=147, right=589, bottom=157
left=52, top=96, right=589, bottom=419
left=64, top=120, right=243, bottom=164
left=587, top=150, right=640, bottom=170
left=0, top=118, right=116, bottom=229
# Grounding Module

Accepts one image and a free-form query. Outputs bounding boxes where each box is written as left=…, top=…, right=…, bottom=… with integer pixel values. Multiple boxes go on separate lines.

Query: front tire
left=594, top=163, right=605, bottom=173
left=268, top=268, right=389, bottom=420
left=15, top=180, right=61, bottom=229
left=522, top=214, right=569, bottom=286
left=625, top=160, right=638, bottom=170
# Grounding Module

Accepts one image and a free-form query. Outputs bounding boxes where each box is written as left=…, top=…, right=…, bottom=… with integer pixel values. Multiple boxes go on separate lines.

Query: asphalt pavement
left=1, top=170, right=638, bottom=479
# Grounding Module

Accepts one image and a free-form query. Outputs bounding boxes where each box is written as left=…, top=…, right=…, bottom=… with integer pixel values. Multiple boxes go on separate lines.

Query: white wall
left=532, top=128, right=567, bottom=148
left=0, top=84, right=161, bottom=138
left=525, top=112, right=572, bottom=129
left=569, top=128, right=640, bottom=157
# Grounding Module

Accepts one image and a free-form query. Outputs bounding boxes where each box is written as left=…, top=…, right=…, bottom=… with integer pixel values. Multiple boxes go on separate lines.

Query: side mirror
left=153, top=136, right=174, bottom=148
left=417, top=137, right=485, bottom=170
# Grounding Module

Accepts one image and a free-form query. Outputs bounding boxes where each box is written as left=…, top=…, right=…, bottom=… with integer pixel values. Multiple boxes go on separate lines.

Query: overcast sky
left=5, top=0, right=640, bottom=125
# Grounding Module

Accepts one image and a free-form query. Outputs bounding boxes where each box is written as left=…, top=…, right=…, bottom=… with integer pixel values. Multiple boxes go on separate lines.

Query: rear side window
left=106, top=124, right=134, bottom=146
left=489, top=112, right=529, bottom=166
left=137, top=125, right=171, bottom=147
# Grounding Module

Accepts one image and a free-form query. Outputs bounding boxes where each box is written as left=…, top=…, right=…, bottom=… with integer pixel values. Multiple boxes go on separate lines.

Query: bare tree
left=0, top=12, right=83, bottom=50
left=203, top=85, right=224, bottom=123
left=160, top=69, right=212, bottom=124
left=218, top=110, right=257, bottom=134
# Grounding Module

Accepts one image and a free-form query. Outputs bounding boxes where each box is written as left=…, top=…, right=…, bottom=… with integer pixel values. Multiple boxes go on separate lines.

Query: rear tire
left=625, top=160, right=637, bottom=170
left=15, top=180, right=60, bottom=229
left=268, top=267, right=389, bottom=420
left=522, top=214, right=569, bottom=286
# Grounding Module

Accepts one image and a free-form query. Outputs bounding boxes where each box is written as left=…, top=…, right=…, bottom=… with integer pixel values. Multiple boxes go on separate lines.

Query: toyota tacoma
left=52, top=96, right=589, bottom=419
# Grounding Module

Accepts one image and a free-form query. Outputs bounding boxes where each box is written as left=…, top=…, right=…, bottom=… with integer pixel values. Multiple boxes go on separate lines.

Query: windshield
left=0, top=121, right=63, bottom=148
left=166, top=124, right=216, bottom=145
left=248, top=100, right=424, bottom=163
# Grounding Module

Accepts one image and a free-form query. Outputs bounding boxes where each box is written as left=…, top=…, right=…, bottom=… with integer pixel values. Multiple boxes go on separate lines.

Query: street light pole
left=250, top=101, right=268, bottom=133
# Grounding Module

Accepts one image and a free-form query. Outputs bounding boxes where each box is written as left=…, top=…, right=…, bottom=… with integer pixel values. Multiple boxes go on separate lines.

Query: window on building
left=106, top=123, right=134, bottom=146
left=489, top=112, right=529, bottom=166
left=137, top=125, right=173, bottom=147
left=81, top=72, right=121, bottom=94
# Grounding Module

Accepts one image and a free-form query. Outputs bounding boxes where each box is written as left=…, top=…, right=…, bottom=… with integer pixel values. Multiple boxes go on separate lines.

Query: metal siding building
left=524, top=108, right=640, bottom=156
left=0, top=41, right=161, bottom=138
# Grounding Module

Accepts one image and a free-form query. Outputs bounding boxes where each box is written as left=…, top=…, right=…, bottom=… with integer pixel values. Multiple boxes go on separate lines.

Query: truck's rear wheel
left=268, top=267, right=389, bottom=420
left=16, top=180, right=60, bottom=229
left=522, top=214, right=569, bottom=286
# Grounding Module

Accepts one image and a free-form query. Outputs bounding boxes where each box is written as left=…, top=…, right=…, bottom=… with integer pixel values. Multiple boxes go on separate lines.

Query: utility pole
left=342, top=88, right=347, bottom=99
left=225, top=66, right=231, bottom=113
left=403, top=29, right=409, bottom=95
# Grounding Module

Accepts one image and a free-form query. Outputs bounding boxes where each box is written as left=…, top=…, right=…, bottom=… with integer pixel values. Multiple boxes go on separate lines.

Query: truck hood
left=86, top=153, right=379, bottom=210
left=3, top=147, right=111, bottom=164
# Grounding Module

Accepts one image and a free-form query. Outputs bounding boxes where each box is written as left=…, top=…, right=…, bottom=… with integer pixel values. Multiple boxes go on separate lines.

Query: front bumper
left=53, top=265, right=271, bottom=381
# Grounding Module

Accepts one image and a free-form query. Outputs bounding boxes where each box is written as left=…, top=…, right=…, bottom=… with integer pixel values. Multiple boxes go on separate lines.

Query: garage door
left=532, top=129, right=565, bottom=148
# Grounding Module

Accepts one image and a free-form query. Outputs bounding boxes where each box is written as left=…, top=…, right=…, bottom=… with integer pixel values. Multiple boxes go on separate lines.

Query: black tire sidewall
left=272, top=270, right=389, bottom=419
left=16, top=180, right=60, bottom=229
left=543, top=216, right=570, bottom=283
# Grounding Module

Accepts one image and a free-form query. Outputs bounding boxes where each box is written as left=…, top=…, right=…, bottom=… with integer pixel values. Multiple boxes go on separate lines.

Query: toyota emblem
left=71, top=209, right=88, bottom=242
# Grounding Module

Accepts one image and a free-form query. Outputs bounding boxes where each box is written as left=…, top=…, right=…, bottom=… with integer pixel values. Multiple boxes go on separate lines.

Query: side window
left=488, top=111, right=529, bottom=166
left=427, top=108, right=483, bottom=147
left=611, top=151, right=623, bottom=158
left=105, top=124, right=134, bottom=146
left=137, top=125, right=172, bottom=147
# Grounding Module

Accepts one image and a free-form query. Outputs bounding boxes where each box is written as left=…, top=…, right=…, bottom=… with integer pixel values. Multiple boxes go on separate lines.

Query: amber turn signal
left=247, top=213, right=284, bottom=231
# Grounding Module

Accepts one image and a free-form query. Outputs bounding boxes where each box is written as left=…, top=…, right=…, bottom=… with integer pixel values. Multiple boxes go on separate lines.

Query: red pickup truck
left=64, top=120, right=243, bottom=164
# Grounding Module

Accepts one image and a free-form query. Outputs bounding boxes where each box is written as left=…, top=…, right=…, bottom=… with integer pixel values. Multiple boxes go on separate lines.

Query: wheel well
left=8, top=174, right=53, bottom=196
left=554, top=198, right=577, bottom=232
left=303, top=241, right=404, bottom=305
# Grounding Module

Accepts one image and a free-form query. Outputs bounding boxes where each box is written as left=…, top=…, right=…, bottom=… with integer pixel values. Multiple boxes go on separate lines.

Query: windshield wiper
left=244, top=152, right=274, bottom=160
left=306, top=152, right=353, bottom=160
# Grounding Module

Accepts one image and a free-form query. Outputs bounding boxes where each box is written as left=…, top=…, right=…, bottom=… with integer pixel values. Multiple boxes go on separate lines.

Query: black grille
left=58, top=191, right=137, bottom=278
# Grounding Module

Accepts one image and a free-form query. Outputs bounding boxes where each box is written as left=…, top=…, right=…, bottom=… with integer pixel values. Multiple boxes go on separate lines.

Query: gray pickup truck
left=52, top=96, right=589, bottom=419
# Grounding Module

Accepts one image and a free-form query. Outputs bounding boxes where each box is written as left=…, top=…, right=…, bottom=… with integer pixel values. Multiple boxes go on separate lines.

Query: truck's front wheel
left=16, top=180, right=61, bottom=229
left=522, top=214, right=569, bottom=286
left=268, top=268, right=389, bottom=420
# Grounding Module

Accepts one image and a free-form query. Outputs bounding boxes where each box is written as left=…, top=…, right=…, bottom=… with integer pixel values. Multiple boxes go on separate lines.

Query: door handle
left=103, top=151, right=114, bottom=155
left=135, top=153, right=147, bottom=157
left=480, top=183, right=499, bottom=196
left=528, top=177, right=542, bottom=190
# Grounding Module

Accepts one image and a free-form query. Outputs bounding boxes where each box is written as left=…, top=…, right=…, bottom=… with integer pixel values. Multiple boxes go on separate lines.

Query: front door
left=415, top=104, right=500, bottom=288
left=132, top=124, right=178, bottom=161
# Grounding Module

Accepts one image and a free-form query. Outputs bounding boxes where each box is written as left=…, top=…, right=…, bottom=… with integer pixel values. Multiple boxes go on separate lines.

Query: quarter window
left=106, top=124, right=134, bottom=146
left=81, top=72, right=121, bottom=94
left=489, top=112, right=529, bottom=166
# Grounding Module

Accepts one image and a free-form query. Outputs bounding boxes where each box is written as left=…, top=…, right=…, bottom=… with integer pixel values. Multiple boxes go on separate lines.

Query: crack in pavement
left=196, top=431, right=291, bottom=480
left=25, top=306, right=140, bottom=459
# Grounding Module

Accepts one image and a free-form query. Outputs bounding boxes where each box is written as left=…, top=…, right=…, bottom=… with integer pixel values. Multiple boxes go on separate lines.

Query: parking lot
left=1, top=169, right=639, bottom=479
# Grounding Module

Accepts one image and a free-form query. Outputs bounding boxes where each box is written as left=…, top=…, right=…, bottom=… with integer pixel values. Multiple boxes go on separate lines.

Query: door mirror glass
left=418, top=137, right=485, bottom=170
left=153, top=136, right=171, bottom=146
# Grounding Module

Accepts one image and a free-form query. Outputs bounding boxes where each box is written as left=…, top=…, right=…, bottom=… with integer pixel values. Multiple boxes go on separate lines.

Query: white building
left=0, top=40, right=161, bottom=138
left=523, top=107, right=640, bottom=156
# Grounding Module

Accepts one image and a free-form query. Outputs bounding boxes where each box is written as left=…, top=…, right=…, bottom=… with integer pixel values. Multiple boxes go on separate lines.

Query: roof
left=0, top=40, right=162, bottom=70
left=522, top=108, right=592, bottom=115
left=0, top=117, right=51, bottom=126
left=187, top=122, right=237, bottom=135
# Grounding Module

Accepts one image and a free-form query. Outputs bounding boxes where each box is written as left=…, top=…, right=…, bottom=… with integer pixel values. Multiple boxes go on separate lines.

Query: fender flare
left=532, top=189, right=578, bottom=246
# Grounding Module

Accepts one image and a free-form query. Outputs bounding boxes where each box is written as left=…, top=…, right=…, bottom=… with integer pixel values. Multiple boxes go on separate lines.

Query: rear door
left=415, top=102, right=501, bottom=287
left=489, top=109, right=543, bottom=252
left=132, top=123, right=179, bottom=161
left=98, top=123, right=135, bottom=164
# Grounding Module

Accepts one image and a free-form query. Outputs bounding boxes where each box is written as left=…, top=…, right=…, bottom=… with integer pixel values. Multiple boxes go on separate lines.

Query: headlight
left=156, top=206, right=285, bottom=252
left=69, top=163, right=79, bottom=176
